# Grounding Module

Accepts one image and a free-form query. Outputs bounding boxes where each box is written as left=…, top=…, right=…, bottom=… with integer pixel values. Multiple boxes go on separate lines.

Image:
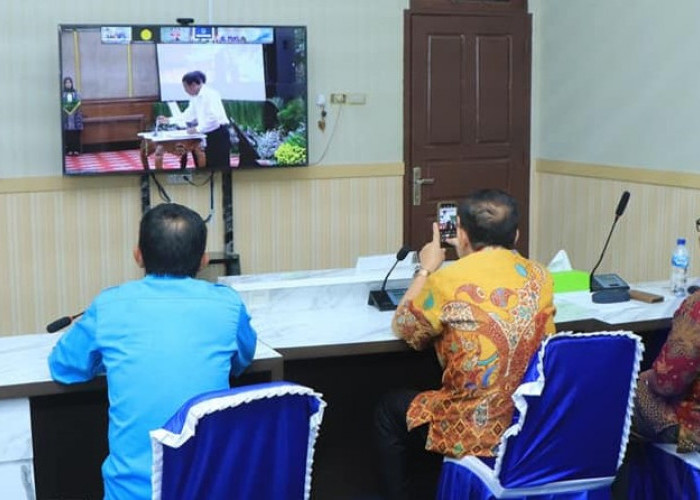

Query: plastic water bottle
left=671, top=238, right=689, bottom=296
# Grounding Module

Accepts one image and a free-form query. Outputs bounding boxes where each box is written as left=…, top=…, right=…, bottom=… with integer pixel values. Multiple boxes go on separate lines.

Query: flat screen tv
left=59, top=24, right=308, bottom=175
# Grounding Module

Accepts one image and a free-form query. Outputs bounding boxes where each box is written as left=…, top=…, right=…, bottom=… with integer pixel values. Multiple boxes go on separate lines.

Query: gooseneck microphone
left=46, top=311, right=84, bottom=333
left=589, top=191, right=631, bottom=303
left=615, top=190, right=631, bottom=218
left=590, top=191, right=630, bottom=281
left=369, top=246, right=412, bottom=311
left=381, top=246, right=412, bottom=293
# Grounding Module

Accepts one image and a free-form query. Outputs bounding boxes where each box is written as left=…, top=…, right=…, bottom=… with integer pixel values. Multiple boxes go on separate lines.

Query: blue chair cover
left=625, top=443, right=700, bottom=499
left=436, top=331, right=643, bottom=500
left=150, top=381, right=325, bottom=500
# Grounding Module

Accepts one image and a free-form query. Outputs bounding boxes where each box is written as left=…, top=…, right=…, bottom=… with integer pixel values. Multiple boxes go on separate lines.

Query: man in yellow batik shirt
left=374, top=189, right=556, bottom=500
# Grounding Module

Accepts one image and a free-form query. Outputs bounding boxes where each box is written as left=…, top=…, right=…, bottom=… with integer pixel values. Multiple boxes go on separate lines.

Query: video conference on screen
left=59, top=24, right=308, bottom=175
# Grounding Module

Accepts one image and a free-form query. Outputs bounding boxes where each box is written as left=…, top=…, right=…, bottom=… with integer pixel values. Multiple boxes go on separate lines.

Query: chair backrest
left=494, top=331, right=643, bottom=491
left=150, top=381, right=325, bottom=500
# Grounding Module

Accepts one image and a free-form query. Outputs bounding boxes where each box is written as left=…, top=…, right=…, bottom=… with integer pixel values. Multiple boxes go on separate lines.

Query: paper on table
left=355, top=252, right=417, bottom=272
left=553, top=294, right=597, bottom=322
left=167, top=101, right=187, bottom=128
left=548, top=249, right=573, bottom=272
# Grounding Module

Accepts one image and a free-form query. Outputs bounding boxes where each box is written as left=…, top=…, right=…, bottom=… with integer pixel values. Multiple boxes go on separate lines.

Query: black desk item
left=368, top=287, right=407, bottom=311
left=591, top=273, right=630, bottom=304
left=368, top=246, right=412, bottom=311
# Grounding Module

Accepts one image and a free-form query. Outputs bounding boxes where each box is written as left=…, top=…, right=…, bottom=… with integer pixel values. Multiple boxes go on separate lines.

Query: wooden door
left=404, top=11, right=532, bottom=255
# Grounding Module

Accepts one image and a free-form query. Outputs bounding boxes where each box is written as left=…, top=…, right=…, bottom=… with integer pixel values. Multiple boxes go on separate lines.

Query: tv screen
left=59, top=24, right=308, bottom=175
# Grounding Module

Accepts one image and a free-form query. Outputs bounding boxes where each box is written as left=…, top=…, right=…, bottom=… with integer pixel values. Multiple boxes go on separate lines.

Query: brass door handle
left=412, top=166, right=434, bottom=206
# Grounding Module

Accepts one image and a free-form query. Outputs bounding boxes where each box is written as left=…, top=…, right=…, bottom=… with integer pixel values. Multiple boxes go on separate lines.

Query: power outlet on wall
left=330, top=93, right=347, bottom=104
left=167, top=173, right=192, bottom=185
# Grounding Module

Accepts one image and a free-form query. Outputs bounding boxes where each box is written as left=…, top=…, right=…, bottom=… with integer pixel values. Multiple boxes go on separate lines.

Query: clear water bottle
left=671, top=238, right=689, bottom=296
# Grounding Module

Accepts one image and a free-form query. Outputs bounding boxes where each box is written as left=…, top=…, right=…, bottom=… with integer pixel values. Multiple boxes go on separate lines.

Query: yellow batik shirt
left=393, top=247, right=556, bottom=458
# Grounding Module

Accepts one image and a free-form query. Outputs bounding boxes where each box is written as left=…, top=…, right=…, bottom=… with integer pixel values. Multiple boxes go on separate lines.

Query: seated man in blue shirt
left=48, top=202, right=257, bottom=499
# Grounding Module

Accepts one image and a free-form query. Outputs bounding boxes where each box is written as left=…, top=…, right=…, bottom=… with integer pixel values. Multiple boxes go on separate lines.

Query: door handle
left=412, top=166, right=434, bottom=206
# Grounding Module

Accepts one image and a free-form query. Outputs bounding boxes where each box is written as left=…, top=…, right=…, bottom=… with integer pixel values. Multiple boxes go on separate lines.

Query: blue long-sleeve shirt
left=48, top=275, right=257, bottom=499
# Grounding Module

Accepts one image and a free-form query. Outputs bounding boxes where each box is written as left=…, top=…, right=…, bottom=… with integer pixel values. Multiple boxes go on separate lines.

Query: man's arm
left=229, top=304, right=257, bottom=378
left=647, top=295, right=700, bottom=397
left=48, top=303, right=104, bottom=384
left=392, top=223, right=445, bottom=350
left=396, top=222, right=445, bottom=310
left=181, top=101, right=196, bottom=128
left=539, top=270, right=557, bottom=336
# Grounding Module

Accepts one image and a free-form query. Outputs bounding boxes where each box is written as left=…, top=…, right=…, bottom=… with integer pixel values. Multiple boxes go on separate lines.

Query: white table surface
left=0, top=272, right=685, bottom=390
left=137, top=130, right=205, bottom=142
left=220, top=266, right=416, bottom=352
left=0, top=333, right=281, bottom=395
left=554, top=280, right=684, bottom=325
left=220, top=267, right=685, bottom=352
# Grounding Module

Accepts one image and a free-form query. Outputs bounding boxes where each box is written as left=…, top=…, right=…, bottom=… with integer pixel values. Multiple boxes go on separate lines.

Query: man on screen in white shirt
left=159, top=70, right=231, bottom=169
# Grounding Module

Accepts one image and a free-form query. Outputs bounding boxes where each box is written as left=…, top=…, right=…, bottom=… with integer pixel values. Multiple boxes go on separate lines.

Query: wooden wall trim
left=0, top=163, right=405, bottom=195
left=536, top=158, right=700, bottom=189
left=0, top=176, right=141, bottom=194
left=409, top=0, right=527, bottom=14
left=230, top=163, right=404, bottom=183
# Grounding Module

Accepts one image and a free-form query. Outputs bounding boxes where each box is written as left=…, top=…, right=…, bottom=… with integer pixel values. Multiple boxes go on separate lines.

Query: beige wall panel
left=0, top=187, right=144, bottom=336
left=533, top=161, right=700, bottom=287
left=0, top=167, right=402, bottom=335
left=232, top=175, right=402, bottom=273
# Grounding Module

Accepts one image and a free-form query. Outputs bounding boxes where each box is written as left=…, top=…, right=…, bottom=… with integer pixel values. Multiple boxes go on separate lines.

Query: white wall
left=532, top=0, right=700, bottom=172
left=0, top=0, right=408, bottom=179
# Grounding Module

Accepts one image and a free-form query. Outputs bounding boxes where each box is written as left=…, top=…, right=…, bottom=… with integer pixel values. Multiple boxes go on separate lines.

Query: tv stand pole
left=216, top=171, right=241, bottom=276
left=138, top=171, right=239, bottom=276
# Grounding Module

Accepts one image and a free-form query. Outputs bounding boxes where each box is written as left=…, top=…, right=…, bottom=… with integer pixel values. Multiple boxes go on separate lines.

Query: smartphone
left=437, top=201, right=458, bottom=246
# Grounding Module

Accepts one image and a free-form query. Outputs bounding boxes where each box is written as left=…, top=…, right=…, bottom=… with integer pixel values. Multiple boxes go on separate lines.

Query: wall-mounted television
left=59, top=24, right=308, bottom=175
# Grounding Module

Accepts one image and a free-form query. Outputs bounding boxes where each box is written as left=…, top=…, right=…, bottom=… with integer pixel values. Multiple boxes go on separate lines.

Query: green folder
left=551, top=270, right=590, bottom=293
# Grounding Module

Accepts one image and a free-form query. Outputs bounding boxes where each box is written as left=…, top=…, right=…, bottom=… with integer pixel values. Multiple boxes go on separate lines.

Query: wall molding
left=231, top=163, right=404, bottom=182
left=536, top=158, right=700, bottom=189
left=0, top=163, right=405, bottom=195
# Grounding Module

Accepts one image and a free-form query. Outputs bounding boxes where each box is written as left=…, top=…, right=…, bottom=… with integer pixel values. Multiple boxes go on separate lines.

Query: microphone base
left=368, top=290, right=399, bottom=311
left=590, top=273, right=630, bottom=303
left=591, top=289, right=631, bottom=304
left=590, top=273, right=630, bottom=292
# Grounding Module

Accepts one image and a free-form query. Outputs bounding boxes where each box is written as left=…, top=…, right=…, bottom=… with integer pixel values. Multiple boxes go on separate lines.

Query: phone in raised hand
left=437, top=201, right=458, bottom=247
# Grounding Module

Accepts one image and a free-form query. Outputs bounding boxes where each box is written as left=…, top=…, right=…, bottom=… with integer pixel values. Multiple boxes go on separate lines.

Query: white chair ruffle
left=436, top=331, right=644, bottom=500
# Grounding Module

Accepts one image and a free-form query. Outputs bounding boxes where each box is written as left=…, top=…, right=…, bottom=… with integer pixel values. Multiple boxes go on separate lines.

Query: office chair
left=150, top=381, right=326, bottom=500
left=436, top=331, right=644, bottom=500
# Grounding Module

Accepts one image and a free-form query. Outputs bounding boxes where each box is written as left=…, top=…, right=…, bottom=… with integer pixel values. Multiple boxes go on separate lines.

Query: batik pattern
left=394, top=248, right=556, bottom=458
left=635, top=292, right=700, bottom=452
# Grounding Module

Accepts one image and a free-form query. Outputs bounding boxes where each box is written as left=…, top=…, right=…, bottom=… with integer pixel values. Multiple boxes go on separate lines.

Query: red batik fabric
left=636, top=292, right=700, bottom=452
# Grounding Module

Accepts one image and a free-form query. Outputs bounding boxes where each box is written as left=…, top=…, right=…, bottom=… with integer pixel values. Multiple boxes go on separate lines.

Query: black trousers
left=64, top=129, right=81, bottom=154
left=184, top=125, right=231, bottom=169
left=374, top=389, right=443, bottom=500
left=204, top=125, right=231, bottom=169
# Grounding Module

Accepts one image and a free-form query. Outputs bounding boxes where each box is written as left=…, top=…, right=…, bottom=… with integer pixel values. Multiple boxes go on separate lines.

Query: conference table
left=0, top=255, right=686, bottom=499
left=218, top=261, right=684, bottom=360
left=217, top=260, right=685, bottom=497
left=0, top=333, right=282, bottom=499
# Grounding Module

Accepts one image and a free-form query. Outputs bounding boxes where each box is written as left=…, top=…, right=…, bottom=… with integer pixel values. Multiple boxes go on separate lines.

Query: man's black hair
left=138, top=203, right=207, bottom=277
left=182, top=71, right=206, bottom=85
left=458, top=189, right=519, bottom=250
